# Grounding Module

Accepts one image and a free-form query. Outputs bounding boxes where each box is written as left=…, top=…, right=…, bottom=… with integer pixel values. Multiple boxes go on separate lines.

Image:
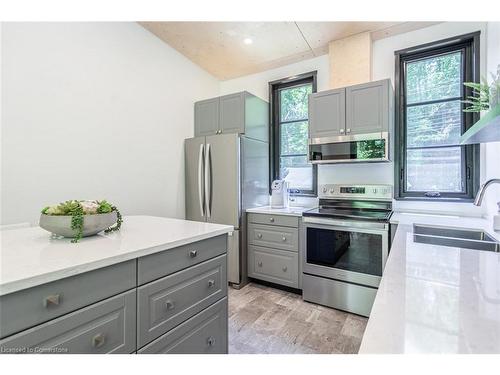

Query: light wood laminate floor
left=228, top=282, right=367, bottom=354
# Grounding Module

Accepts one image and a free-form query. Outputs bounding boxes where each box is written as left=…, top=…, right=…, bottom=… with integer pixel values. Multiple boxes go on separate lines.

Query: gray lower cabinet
left=309, top=88, right=346, bottom=139
left=138, top=297, right=228, bottom=354
left=0, top=290, right=137, bottom=354
left=137, top=254, right=227, bottom=347
left=0, top=260, right=136, bottom=339
left=248, top=245, right=299, bottom=288
left=0, top=234, right=228, bottom=354
left=247, top=213, right=300, bottom=289
left=247, top=223, right=298, bottom=252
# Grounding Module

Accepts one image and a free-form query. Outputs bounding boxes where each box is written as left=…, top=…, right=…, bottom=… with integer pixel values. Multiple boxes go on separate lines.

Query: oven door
left=302, top=217, right=389, bottom=288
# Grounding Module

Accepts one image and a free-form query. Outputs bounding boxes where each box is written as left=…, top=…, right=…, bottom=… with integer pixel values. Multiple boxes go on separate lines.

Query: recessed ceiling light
left=243, top=38, right=253, bottom=45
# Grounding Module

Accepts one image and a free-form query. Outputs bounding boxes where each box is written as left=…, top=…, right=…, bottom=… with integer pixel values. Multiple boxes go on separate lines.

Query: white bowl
left=39, top=212, right=118, bottom=238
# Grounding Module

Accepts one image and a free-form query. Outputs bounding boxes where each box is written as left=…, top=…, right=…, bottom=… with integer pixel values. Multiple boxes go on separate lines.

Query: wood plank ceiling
left=139, top=22, right=441, bottom=80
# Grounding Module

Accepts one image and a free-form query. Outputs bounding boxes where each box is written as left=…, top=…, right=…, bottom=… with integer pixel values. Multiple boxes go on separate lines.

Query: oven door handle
left=302, top=216, right=389, bottom=231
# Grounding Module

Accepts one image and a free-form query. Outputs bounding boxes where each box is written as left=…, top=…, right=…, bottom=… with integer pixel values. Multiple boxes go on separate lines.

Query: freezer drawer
left=138, top=297, right=228, bottom=354
left=137, top=255, right=227, bottom=347
left=0, top=290, right=137, bottom=354
left=248, top=245, right=299, bottom=288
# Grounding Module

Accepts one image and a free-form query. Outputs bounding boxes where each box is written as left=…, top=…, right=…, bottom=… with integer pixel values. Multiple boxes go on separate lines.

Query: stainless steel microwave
left=309, top=132, right=390, bottom=164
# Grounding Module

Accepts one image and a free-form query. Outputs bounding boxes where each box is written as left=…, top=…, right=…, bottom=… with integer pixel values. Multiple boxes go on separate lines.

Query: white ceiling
left=139, top=22, right=441, bottom=80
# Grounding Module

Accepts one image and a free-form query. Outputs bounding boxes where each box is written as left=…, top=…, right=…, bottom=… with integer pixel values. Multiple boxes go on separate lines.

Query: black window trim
left=269, top=71, right=318, bottom=196
left=394, top=31, right=481, bottom=202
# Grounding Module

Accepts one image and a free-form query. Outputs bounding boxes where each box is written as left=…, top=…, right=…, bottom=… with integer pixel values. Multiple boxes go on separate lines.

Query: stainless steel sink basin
left=413, top=224, right=500, bottom=252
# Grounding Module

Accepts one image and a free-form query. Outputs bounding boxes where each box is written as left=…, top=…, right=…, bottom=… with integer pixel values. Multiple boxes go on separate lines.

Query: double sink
left=413, top=224, right=500, bottom=252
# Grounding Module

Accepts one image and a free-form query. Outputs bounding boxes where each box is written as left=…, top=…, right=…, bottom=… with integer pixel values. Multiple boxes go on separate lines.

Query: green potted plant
left=40, top=200, right=122, bottom=242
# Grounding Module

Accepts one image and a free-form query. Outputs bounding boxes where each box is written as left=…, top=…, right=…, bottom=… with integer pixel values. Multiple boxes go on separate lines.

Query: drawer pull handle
left=92, top=333, right=106, bottom=348
left=207, top=337, right=216, bottom=347
left=165, top=300, right=175, bottom=310
left=282, top=266, right=288, bottom=272
left=282, top=236, right=286, bottom=241
left=258, top=261, right=263, bottom=267
left=43, top=294, right=61, bottom=308
left=257, top=233, right=262, bottom=239
left=208, top=279, right=215, bottom=288
left=189, top=250, right=198, bottom=258
left=269, top=217, right=275, bottom=223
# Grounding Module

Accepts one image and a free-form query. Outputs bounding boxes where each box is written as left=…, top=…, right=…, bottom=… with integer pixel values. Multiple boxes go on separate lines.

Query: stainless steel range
left=302, top=184, right=393, bottom=317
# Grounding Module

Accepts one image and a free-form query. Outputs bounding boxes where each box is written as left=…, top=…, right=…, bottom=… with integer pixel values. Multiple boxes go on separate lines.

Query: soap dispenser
left=495, top=202, right=500, bottom=231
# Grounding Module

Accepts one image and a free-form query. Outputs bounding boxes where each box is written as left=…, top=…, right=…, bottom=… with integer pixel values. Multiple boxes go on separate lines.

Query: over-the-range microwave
left=309, top=132, right=390, bottom=164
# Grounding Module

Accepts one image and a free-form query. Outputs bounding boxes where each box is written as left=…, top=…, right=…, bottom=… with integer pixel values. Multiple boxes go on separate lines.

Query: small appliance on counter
left=271, top=180, right=289, bottom=208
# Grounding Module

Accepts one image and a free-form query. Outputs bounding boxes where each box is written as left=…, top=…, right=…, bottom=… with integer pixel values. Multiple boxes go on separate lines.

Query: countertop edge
left=0, top=226, right=232, bottom=296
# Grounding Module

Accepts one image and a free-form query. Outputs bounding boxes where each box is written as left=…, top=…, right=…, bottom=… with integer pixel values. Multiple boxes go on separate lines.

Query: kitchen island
left=360, top=212, right=500, bottom=354
left=0, top=215, right=233, bottom=354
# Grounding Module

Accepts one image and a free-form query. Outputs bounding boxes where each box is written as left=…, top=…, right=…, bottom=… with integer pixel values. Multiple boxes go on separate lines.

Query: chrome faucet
left=474, top=179, right=500, bottom=206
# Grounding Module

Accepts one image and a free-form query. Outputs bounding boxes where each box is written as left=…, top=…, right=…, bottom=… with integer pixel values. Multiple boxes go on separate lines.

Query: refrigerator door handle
left=197, top=143, right=205, bottom=217
left=205, top=143, right=211, bottom=218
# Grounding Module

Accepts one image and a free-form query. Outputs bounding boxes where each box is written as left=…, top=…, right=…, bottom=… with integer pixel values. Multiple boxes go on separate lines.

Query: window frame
left=269, top=71, right=318, bottom=196
left=394, top=32, right=481, bottom=201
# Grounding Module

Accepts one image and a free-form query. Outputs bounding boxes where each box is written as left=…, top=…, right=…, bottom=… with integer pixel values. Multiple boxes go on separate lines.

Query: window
left=395, top=32, right=480, bottom=200
left=269, top=72, right=317, bottom=195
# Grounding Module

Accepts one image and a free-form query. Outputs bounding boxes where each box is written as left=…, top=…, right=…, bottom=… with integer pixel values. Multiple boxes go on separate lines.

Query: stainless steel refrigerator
left=185, top=133, right=269, bottom=287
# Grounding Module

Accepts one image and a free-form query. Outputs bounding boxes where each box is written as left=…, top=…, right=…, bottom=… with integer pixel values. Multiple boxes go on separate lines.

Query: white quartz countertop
left=0, top=215, right=233, bottom=296
left=246, top=206, right=311, bottom=217
left=360, top=212, right=500, bottom=354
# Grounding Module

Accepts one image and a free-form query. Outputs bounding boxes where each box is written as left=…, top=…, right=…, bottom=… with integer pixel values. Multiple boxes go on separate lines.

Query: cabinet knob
left=282, top=236, right=286, bottom=242
left=208, top=279, right=215, bottom=288
left=258, top=261, right=263, bottom=267
left=282, top=266, right=288, bottom=272
left=165, top=300, right=175, bottom=310
left=257, top=233, right=262, bottom=239
left=92, top=333, right=106, bottom=348
left=43, top=294, right=61, bottom=308
left=207, top=337, right=216, bottom=347
left=269, top=217, right=275, bottom=223
left=189, top=250, right=198, bottom=258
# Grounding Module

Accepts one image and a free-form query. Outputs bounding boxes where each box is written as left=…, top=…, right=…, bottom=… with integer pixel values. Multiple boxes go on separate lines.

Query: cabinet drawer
left=137, top=255, right=227, bottom=347
left=138, top=235, right=227, bottom=285
left=247, top=223, right=298, bottom=251
left=0, top=260, right=136, bottom=339
left=138, top=297, right=227, bottom=354
left=0, top=290, right=136, bottom=354
left=248, top=213, right=299, bottom=228
left=248, top=245, right=298, bottom=288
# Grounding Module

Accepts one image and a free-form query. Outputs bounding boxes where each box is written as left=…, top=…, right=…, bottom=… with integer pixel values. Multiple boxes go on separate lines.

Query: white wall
left=484, top=22, right=500, bottom=217
left=221, top=22, right=492, bottom=216
left=1, top=22, right=219, bottom=225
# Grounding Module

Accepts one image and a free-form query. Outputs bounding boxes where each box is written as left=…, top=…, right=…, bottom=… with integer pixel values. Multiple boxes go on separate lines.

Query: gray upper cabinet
left=195, top=98, right=219, bottom=137
left=309, top=88, right=346, bottom=139
left=219, top=92, right=245, bottom=134
left=346, top=79, right=391, bottom=135
left=308, top=79, right=393, bottom=138
left=194, top=91, right=268, bottom=141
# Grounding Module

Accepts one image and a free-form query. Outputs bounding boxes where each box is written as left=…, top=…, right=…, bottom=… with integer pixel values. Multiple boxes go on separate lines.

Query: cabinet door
left=248, top=245, right=299, bottom=288
left=219, top=92, right=245, bottom=134
left=195, top=98, right=219, bottom=136
left=346, top=79, right=389, bottom=135
left=308, top=88, right=346, bottom=139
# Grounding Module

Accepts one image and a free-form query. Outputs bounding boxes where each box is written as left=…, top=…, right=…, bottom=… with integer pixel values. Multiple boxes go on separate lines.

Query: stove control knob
left=322, top=187, right=327, bottom=193
left=329, top=188, right=334, bottom=194
left=372, top=188, right=377, bottom=194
